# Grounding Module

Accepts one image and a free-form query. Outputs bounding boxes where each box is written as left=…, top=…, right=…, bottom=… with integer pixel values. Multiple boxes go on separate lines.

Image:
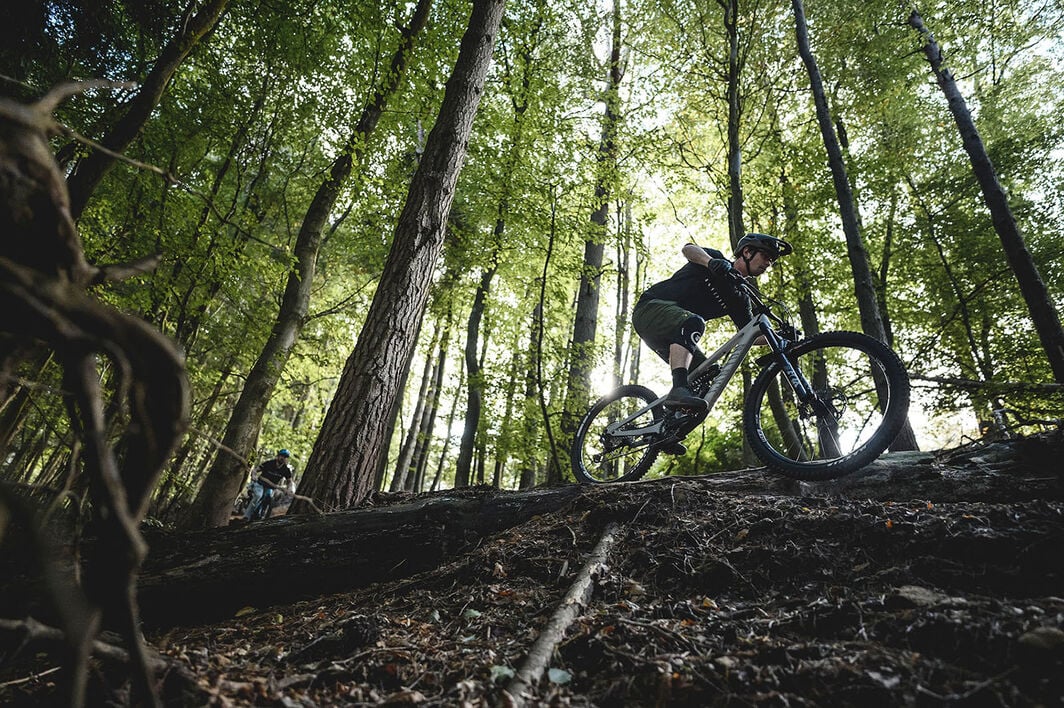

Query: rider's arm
left=684, top=242, right=766, bottom=343
left=682, top=243, right=712, bottom=267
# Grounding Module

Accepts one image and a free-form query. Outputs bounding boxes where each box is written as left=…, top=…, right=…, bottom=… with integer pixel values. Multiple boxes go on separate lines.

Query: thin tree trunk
left=792, top=0, right=885, bottom=343
left=557, top=0, right=624, bottom=484
left=723, top=0, right=744, bottom=249
left=455, top=263, right=497, bottom=486
left=534, top=197, right=564, bottom=480
left=430, top=365, right=464, bottom=492
left=391, top=332, right=439, bottom=493
left=908, top=9, right=1064, bottom=384
left=408, top=326, right=450, bottom=492
left=293, top=0, right=506, bottom=513
left=792, top=0, right=919, bottom=450
left=66, top=0, right=231, bottom=219
left=613, top=201, right=632, bottom=387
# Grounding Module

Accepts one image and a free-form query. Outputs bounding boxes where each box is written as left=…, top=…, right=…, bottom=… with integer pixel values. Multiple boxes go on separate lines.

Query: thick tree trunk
left=909, top=10, right=1064, bottom=385
left=66, top=0, right=231, bottom=220
left=292, top=0, right=507, bottom=513
left=124, top=436, right=1064, bottom=630
left=792, top=0, right=919, bottom=451
left=181, top=1, right=434, bottom=529
left=136, top=485, right=587, bottom=627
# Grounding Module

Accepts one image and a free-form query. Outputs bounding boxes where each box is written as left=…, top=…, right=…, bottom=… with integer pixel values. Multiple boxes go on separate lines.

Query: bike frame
left=604, top=293, right=816, bottom=442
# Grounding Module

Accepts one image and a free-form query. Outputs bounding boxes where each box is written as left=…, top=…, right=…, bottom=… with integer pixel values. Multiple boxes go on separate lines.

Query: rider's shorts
left=632, top=299, right=707, bottom=367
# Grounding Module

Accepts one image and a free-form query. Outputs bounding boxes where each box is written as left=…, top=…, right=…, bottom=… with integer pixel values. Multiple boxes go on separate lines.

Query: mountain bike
left=232, top=480, right=278, bottom=521
left=571, top=273, right=911, bottom=483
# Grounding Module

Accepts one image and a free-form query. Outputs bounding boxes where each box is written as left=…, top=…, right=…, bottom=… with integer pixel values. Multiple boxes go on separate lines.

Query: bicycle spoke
left=573, top=385, right=663, bottom=484
left=745, top=331, right=909, bottom=479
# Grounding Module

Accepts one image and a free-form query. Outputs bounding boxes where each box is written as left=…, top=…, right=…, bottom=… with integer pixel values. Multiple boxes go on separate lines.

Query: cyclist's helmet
left=277, top=449, right=290, bottom=457
left=734, top=233, right=793, bottom=259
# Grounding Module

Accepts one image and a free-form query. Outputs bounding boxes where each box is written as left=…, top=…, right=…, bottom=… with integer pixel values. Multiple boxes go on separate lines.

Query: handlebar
left=728, top=272, right=801, bottom=341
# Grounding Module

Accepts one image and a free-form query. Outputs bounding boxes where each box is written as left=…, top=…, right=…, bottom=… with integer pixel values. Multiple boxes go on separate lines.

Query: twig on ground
left=503, top=522, right=623, bottom=708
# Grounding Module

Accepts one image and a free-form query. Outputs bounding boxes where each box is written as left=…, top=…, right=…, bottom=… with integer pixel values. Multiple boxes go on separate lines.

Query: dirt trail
left=2, top=435, right=1062, bottom=705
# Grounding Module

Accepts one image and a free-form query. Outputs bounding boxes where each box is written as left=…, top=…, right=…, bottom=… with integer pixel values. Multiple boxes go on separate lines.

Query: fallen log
left=137, top=485, right=588, bottom=627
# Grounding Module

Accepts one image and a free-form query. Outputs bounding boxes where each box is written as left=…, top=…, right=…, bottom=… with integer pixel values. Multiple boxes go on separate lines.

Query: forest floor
left=3, top=433, right=1064, bottom=706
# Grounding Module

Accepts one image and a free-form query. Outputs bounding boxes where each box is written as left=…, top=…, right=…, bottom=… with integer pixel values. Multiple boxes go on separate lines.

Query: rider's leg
left=257, top=487, right=273, bottom=520
left=665, top=317, right=708, bottom=409
left=244, top=481, right=264, bottom=521
left=632, top=300, right=707, bottom=410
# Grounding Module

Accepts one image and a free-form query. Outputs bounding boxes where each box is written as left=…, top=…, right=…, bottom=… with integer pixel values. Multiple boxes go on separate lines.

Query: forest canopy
left=2, top=0, right=1063, bottom=527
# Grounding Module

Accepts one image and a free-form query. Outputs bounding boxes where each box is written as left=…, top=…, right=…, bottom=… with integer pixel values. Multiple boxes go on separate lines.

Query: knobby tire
left=571, top=385, right=663, bottom=484
left=743, top=330, right=910, bottom=480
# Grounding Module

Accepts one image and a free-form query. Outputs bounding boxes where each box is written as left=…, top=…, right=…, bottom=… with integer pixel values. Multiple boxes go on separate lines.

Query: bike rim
left=752, top=340, right=895, bottom=467
left=579, top=394, right=658, bottom=482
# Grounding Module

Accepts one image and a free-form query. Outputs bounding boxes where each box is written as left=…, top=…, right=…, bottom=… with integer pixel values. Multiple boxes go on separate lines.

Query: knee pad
left=673, top=315, right=705, bottom=353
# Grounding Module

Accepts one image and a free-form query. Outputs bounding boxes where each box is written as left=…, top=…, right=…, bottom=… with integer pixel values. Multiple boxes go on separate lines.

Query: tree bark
left=66, top=0, right=232, bottom=220
left=908, top=9, right=1064, bottom=384
left=292, top=0, right=507, bottom=513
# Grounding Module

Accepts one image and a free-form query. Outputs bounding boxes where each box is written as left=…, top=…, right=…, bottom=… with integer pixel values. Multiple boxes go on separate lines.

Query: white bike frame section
left=605, top=312, right=780, bottom=441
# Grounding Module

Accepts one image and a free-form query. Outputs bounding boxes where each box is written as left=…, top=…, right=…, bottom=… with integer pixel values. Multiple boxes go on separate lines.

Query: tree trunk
left=791, top=0, right=885, bottom=344
left=557, top=0, right=623, bottom=484
left=430, top=365, right=464, bottom=492
left=908, top=9, right=1064, bottom=384
left=292, top=0, right=507, bottom=513
left=182, top=0, right=434, bottom=529
left=792, top=0, right=918, bottom=451
left=409, top=328, right=450, bottom=492
left=374, top=313, right=426, bottom=493
left=391, top=332, right=439, bottom=493
left=455, top=263, right=497, bottom=486
left=534, top=201, right=565, bottom=480
left=723, top=0, right=744, bottom=249
left=877, top=191, right=897, bottom=348
left=66, top=0, right=231, bottom=220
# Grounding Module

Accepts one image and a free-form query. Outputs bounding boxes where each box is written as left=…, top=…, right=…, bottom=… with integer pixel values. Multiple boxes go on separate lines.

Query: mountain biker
left=631, top=233, right=793, bottom=453
left=244, top=449, right=294, bottom=521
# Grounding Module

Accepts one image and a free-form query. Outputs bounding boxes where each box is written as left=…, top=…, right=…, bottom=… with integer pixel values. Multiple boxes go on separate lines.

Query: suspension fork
left=757, top=321, right=826, bottom=415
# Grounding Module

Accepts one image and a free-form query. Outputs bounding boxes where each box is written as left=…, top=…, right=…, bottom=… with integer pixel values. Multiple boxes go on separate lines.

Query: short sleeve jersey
left=637, top=246, right=753, bottom=327
left=258, top=458, right=293, bottom=486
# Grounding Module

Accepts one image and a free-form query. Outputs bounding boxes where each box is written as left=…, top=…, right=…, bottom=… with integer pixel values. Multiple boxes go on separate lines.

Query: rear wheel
left=572, top=385, right=664, bottom=484
left=743, top=331, right=910, bottom=480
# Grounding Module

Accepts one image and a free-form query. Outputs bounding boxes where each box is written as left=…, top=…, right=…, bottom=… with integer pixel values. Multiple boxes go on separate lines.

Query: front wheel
left=572, top=385, right=664, bottom=484
left=743, top=331, right=910, bottom=480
